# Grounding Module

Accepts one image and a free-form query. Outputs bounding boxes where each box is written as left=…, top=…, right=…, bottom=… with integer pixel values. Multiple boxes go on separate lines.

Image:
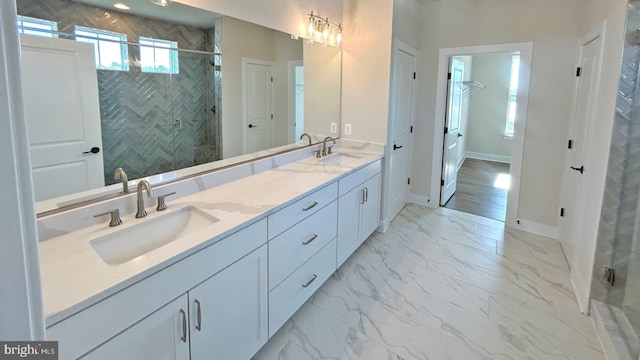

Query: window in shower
left=17, top=16, right=57, bottom=38
left=74, top=26, right=129, bottom=71
left=139, top=37, right=179, bottom=74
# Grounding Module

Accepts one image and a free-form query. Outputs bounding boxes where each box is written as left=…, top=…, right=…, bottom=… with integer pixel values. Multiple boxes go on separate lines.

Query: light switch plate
left=345, top=123, right=352, bottom=135
left=330, top=122, right=338, bottom=133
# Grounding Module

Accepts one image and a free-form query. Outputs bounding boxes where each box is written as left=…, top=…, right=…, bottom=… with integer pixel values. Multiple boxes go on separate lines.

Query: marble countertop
left=39, top=147, right=383, bottom=326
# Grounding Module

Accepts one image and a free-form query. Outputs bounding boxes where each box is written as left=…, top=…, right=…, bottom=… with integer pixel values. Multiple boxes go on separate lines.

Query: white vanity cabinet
left=81, top=294, right=190, bottom=360
left=189, top=244, right=268, bottom=360
left=49, top=220, right=268, bottom=360
left=82, top=245, right=268, bottom=360
left=337, top=160, right=382, bottom=267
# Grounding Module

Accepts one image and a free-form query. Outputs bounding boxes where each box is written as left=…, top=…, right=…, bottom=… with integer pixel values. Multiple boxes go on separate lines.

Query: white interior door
left=440, top=58, right=464, bottom=205
left=560, top=35, right=603, bottom=268
left=20, top=35, right=104, bottom=202
left=388, top=45, right=416, bottom=221
left=244, top=59, right=273, bottom=153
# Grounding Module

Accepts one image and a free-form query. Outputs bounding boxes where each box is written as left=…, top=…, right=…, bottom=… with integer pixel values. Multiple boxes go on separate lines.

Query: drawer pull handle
left=303, top=234, right=318, bottom=245
left=179, top=309, right=187, bottom=343
left=302, top=202, right=318, bottom=211
left=302, top=274, right=318, bottom=288
left=195, top=299, right=202, bottom=331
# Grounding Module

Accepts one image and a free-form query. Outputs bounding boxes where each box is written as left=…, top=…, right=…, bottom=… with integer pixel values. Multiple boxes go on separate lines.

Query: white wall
left=0, top=0, right=45, bottom=339
left=413, top=0, right=584, bottom=227
left=303, top=42, right=342, bottom=137
left=220, top=17, right=302, bottom=158
left=177, top=0, right=342, bottom=41
left=342, top=0, right=394, bottom=144
left=466, top=53, right=512, bottom=161
left=392, top=0, right=419, bottom=49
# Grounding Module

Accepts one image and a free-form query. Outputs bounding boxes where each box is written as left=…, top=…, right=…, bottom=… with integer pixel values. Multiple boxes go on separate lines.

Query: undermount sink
left=90, top=206, right=219, bottom=265
left=320, top=153, right=363, bottom=165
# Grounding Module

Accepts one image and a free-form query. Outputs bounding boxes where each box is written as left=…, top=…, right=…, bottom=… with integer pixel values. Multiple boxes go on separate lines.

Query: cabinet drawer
left=269, top=201, right=337, bottom=290
left=268, top=239, right=337, bottom=337
left=338, top=159, right=382, bottom=196
left=268, top=182, right=338, bottom=239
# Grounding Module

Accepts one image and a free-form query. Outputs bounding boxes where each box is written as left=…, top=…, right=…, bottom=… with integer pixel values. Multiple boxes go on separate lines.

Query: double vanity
left=39, top=145, right=383, bottom=360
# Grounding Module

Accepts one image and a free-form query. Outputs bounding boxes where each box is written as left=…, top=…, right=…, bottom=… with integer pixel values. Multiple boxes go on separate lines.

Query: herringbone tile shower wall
left=593, top=3, right=640, bottom=335
left=17, top=0, right=220, bottom=185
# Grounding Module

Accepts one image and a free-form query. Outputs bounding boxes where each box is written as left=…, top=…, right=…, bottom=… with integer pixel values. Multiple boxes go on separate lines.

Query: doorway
left=440, top=53, right=520, bottom=222
left=242, top=58, right=274, bottom=153
left=430, top=43, right=533, bottom=227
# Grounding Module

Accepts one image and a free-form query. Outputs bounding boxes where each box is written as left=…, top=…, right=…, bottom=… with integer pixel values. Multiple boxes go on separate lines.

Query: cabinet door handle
left=179, top=309, right=187, bottom=343
left=361, top=189, right=366, bottom=204
left=194, top=299, right=202, bottom=331
left=364, top=187, right=369, bottom=203
left=302, top=202, right=318, bottom=211
left=302, top=234, right=318, bottom=245
left=302, top=274, right=318, bottom=288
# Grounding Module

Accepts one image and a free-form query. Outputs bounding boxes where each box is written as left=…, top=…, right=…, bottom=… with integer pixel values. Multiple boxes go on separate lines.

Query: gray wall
left=17, top=0, right=220, bottom=184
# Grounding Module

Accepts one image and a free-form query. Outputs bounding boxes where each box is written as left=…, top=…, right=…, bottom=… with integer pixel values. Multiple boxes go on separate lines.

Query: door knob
left=82, top=147, right=100, bottom=155
left=393, top=144, right=403, bottom=151
left=570, top=165, right=584, bottom=174
left=457, top=133, right=463, bottom=138
left=248, top=124, right=258, bottom=128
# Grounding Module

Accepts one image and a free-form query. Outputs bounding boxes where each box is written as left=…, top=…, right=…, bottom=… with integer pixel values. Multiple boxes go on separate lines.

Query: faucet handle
left=328, top=146, right=333, bottom=155
left=312, top=150, right=321, bottom=158
left=94, top=209, right=123, bottom=227
left=156, top=192, right=177, bottom=211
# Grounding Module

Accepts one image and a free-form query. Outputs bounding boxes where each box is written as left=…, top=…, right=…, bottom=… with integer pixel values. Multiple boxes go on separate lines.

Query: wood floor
left=443, top=158, right=510, bottom=221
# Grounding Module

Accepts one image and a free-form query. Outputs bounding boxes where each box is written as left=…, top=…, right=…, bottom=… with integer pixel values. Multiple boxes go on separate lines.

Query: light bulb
left=151, top=0, right=171, bottom=6
left=322, top=20, right=331, bottom=42
left=308, top=14, right=315, bottom=38
left=336, top=27, right=343, bottom=45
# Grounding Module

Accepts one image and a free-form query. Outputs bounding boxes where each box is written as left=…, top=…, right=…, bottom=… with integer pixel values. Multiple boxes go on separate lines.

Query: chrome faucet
left=136, top=180, right=153, bottom=218
left=114, top=168, right=128, bottom=193
left=300, top=133, right=312, bottom=146
left=322, top=136, right=336, bottom=156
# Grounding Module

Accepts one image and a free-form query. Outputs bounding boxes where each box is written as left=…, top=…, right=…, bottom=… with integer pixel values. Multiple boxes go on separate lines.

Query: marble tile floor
left=253, top=204, right=605, bottom=360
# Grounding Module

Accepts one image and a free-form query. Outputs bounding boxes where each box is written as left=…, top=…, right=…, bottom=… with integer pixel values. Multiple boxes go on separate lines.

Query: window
left=17, top=16, right=57, bottom=38
left=74, top=26, right=129, bottom=71
left=139, top=37, right=179, bottom=74
left=505, top=55, right=520, bottom=138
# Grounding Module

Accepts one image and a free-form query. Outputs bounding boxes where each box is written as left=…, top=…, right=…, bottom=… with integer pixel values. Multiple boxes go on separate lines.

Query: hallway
left=444, top=158, right=510, bottom=222
left=253, top=204, right=603, bottom=360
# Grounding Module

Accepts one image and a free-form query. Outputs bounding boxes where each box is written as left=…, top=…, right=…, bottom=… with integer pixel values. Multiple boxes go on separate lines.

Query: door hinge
left=407, top=178, right=411, bottom=185
left=576, top=67, right=582, bottom=77
left=444, top=127, right=448, bottom=134
left=270, top=76, right=274, bottom=82
left=410, top=125, right=413, bottom=133
left=604, top=268, right=616, bottom=286
left=270, top=114, right=274, bottom=119
left=447, top=72, right=452, bottom=80
left=413, top=72, right=416, bottom=80
left=441, top=179, right=445, bottom=186
left=568, top=139, right=573, bottom=149
left=560, top=208, right=565, bottom=217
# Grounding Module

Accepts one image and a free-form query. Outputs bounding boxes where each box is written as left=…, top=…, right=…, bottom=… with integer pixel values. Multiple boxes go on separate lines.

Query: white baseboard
left=465, top=151, right=511, bottom=164
left=409, top=193, right=431, bottom=207
left=570, top=269, right=591, bottom=315
left=514, top=219, right=559, bottom=239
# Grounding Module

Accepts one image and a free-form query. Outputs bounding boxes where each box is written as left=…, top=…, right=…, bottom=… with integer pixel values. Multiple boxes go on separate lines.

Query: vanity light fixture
left=150, top=0, right=171, bottom=6
left=307, top=11, right=343, bottom=46
left=113, top=3, right=130, bottom=10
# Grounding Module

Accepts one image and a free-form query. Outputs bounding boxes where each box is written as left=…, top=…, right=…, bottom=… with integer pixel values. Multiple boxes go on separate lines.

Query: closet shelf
left=462, top=80, right=486, bottom=98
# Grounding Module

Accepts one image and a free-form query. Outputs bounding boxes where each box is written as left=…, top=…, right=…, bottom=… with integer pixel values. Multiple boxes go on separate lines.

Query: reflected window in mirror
left=17, top=15, right=57, bottom=38
left=75, top=26, right=129, bottom=71
left=139, top=37, right=179, bottom=74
